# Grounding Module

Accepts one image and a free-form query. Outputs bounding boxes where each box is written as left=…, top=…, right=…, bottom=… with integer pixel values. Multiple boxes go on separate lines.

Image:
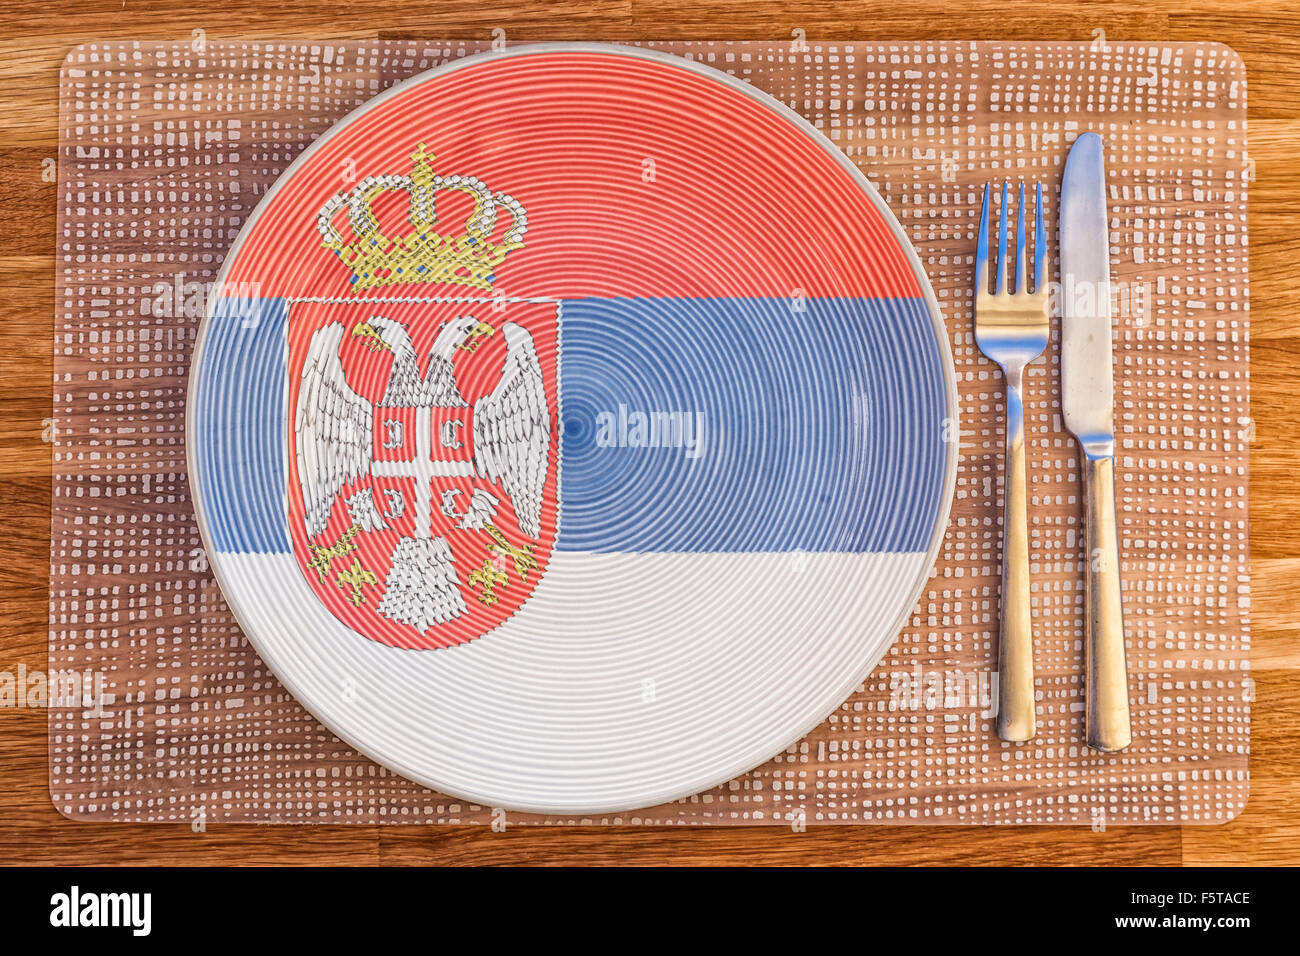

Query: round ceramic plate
left=188, top=42, right=957, bottom=814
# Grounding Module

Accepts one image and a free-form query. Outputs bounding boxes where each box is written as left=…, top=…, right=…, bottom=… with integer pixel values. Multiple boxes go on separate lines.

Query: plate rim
left=186, top=40, right=960, bottom=815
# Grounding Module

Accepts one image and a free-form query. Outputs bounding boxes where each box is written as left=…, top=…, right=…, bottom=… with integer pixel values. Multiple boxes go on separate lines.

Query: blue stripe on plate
left=193, top=298, right=291, bottom=554
left=555, top=296, right=947, bottom=554
left=196, top=295, right=947, bottom=557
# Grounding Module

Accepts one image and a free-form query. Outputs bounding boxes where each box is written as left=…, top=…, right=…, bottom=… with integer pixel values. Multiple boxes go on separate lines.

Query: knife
left=1059, top=132, right=1132, bottom=752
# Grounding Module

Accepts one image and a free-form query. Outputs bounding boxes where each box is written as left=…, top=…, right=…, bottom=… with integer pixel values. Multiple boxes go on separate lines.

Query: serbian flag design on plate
left=190, top=47, right=952, bottom=658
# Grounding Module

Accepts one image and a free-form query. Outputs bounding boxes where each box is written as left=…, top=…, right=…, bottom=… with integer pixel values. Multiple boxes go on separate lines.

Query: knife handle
left=996, top=375, right=1035, bottom=742
left=1081, top=453, right=1132, bottom=752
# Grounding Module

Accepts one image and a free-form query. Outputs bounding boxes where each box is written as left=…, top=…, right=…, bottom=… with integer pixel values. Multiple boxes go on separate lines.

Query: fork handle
left=996, top=374, right=1035, bottom=742
left=1081, top=453, right=1132, bottom=752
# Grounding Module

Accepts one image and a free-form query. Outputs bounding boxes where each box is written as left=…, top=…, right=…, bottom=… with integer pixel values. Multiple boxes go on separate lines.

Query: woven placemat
left=49, top=39, right=1249, bottom=825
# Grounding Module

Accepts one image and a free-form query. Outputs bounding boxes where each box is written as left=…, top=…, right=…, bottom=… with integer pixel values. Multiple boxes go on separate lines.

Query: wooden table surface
left=2, top=1, right=1296, bottom=866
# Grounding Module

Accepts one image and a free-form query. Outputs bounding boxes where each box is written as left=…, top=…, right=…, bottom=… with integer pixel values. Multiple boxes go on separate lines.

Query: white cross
left=369, top=407, right=474, bottom=538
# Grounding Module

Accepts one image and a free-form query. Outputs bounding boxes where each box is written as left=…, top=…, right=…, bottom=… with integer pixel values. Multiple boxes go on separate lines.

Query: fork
left=974, top=181, right=1049, bottom=743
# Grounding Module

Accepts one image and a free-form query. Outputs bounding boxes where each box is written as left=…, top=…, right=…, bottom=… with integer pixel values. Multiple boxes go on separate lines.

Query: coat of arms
left=285, top=145, right=558, bottom=649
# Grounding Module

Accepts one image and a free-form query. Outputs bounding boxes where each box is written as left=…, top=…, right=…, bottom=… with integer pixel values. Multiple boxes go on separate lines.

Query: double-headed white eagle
left=294, top=314, right=551, bottom=541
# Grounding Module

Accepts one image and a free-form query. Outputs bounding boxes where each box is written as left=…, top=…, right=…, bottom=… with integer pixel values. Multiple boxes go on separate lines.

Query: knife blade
left=1061, top=132, right=1114, bottom=453
left=1059, top=132, right=1132, bottom=752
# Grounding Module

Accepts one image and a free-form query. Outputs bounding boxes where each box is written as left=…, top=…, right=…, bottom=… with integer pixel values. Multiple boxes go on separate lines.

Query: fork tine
left=976, top=182, right=989, bottom=294
left=995, top=181, right=1009, bottom=295
left=1034, top=182, right=1047, bottom=294
left=1015, top=181, right=1027, bottom=293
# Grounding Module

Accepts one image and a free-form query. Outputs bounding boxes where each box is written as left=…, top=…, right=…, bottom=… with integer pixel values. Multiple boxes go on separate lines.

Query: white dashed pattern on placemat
left=50, top=40, right=1249, bottom=825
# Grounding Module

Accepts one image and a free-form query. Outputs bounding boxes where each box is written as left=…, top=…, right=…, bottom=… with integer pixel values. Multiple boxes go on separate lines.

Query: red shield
left=286, top=297, right=560, bottom=650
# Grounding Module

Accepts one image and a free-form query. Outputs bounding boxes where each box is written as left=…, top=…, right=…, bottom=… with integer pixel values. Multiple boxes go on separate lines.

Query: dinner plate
left=188, top=42, right=957, bottom=814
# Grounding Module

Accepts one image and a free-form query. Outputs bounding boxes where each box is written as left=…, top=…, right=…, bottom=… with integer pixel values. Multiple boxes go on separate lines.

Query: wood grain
left=2, top=1, right=1297, bottom=865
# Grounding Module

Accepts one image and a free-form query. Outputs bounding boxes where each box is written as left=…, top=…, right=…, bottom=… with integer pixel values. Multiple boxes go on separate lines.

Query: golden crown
left=316, top=144, right=528, bottom=292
